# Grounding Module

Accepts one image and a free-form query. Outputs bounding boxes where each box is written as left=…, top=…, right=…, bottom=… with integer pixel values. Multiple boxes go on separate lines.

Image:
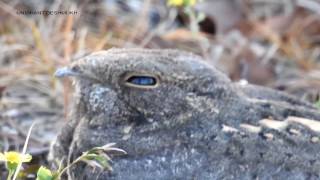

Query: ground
left=0, top=0, right=319, bottom=179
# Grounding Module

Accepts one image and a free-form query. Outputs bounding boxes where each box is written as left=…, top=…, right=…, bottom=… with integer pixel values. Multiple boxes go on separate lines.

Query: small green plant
left=36, top=143, right=126, bottom=180
left=0, top=122, right=126, bottom=180
left=0, top=123, right=35, bottom=180
left=59, top=143, right=126, bottom=179
left=0, top=151, right=32, bottom=180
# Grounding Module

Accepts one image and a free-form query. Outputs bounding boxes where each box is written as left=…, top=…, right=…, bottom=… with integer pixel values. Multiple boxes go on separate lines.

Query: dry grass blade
left=12, top=122, right=36, bottom=180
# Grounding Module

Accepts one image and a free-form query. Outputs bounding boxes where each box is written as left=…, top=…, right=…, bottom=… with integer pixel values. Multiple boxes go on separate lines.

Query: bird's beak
left=54, top=67, right=80, bottom=78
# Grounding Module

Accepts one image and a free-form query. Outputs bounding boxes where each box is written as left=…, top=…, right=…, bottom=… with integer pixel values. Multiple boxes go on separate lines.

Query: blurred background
left=0, top=0, right=319, bottom=177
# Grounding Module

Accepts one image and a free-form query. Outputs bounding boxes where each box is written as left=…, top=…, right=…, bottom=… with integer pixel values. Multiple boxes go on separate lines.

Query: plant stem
left=7, top=170, right=14, bottom=180
left=58, top=156, right=83, bottom=179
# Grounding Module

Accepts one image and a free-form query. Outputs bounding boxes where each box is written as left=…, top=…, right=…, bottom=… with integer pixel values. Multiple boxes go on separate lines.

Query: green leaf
left=7, top=162, right=18, bottom=172
left=36, top=166, right=53, bottom=180
left=81, top=153, right=111, bottom=171
left=93, top=155, right=109, bottom=168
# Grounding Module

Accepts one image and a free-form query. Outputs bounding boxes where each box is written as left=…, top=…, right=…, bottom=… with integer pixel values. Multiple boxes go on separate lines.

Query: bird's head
left=55, top=49, right=233, bottom=128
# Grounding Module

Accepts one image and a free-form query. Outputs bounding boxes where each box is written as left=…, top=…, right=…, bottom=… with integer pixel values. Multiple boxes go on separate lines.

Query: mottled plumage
left=50, top=49, right=320, bottom=180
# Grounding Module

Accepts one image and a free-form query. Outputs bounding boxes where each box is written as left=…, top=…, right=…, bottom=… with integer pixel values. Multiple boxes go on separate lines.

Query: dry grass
left=0, top=0, right=319, bottom=177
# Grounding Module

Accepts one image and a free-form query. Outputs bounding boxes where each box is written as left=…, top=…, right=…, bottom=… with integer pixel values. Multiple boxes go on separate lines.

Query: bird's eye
left=125, top=75, right=158, bottom=88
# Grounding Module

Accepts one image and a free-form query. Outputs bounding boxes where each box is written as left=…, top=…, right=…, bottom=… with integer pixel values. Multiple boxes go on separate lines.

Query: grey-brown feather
left=49, top=48, right=320, bottom=180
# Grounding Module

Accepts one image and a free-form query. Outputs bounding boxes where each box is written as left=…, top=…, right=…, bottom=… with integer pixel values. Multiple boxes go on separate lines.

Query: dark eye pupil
left=127, top=76, right=157, bottom=86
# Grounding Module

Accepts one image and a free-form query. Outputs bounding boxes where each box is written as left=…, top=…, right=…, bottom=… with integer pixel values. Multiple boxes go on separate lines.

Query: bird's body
left=50, top=49, right=320, bottom=180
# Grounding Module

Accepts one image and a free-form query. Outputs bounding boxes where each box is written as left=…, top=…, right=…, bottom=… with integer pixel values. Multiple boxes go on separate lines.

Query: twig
left=126, top=0, right=151, bottom=46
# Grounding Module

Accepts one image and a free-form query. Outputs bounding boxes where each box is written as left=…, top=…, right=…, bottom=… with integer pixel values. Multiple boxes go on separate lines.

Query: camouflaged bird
left=50, top=48, right=320, bottom=180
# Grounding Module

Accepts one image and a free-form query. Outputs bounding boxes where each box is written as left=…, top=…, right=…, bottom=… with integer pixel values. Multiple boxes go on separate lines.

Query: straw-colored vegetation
left=0, top=0, right=319, bottom=178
